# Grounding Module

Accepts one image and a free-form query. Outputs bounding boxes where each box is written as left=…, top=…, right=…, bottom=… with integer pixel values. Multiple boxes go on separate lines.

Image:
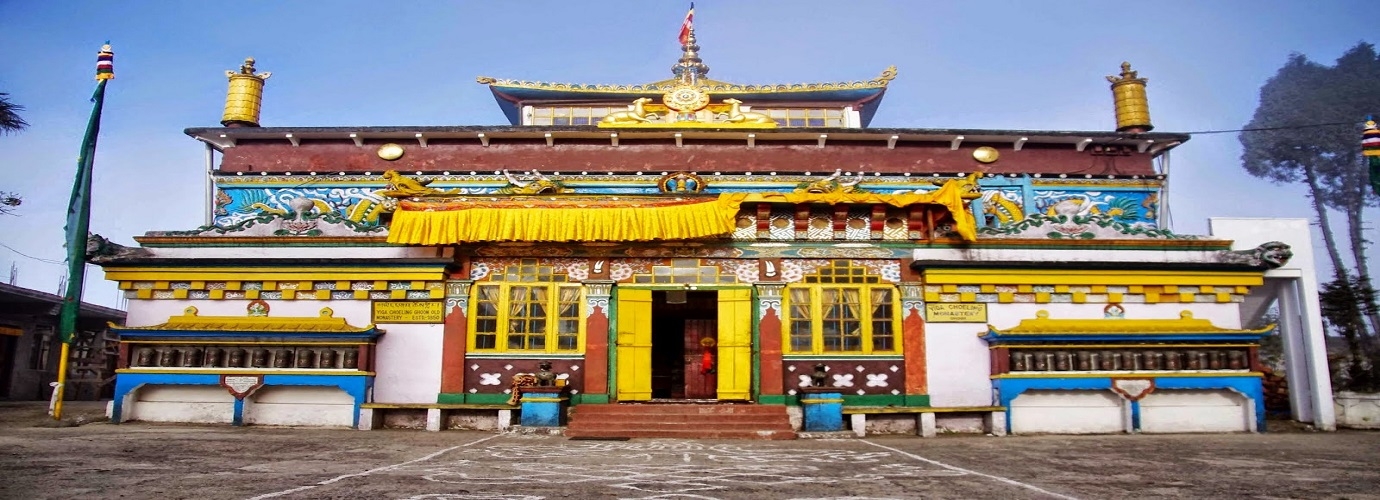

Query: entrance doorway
left=650, top=290, right=718, bottom=400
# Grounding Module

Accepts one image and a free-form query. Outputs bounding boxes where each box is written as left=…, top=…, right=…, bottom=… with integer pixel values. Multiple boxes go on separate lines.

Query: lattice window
left=529, top=106, right=613, bottom=126
left=471, top=259, right=583, bottom=352
left=785, top=260, right=898, bottom=354
left=632, top=259, right=737, bottom=285
left=755, top=108, right=846, bottom=127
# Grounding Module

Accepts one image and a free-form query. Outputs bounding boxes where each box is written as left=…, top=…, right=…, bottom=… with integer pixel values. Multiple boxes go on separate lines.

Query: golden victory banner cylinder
left=222, top=58, right=271, bottom=127
left=1107, top=62, right=1152, bottom=132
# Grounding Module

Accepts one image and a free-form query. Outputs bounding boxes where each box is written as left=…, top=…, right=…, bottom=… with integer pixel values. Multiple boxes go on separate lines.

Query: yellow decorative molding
left=118, top=369, right=375, bottom=376
left=923, top=269, right=1264, bottom=287
left=991, top=310, right=1273, bottom=336
left=113, top=306, right=376, bottom=333
left=476, top=65, right=897, bottom=94
left=598, top=120, right=778, bottom=129
left=999, top=343, right=1257, bottom=349
left=992, top=372, right=1260, bottom=379
left=105, top=266, right=447, bottom=283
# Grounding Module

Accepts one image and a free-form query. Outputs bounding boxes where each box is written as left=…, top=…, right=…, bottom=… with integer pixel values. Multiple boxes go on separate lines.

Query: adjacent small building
left=0, top=282, right=125, bottom=401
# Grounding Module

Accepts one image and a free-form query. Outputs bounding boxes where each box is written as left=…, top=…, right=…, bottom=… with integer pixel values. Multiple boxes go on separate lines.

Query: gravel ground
left=2, top=402, right=1377, bottom=500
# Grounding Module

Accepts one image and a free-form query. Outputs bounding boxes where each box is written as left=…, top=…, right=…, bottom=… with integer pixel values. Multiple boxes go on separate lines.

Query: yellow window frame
left=468, top=282, right=585, bottom=354
left=783, top=284, right=900, bottom=355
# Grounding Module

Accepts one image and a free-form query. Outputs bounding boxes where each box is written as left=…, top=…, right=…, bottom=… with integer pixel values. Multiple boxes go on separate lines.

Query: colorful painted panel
left=214, top=186, right=395, bottom=227
left=463, top=357, right=584, bottom=396
left=782, top=359, right=905, bottom=397
left=1031, top=190, right=1159, bottom=227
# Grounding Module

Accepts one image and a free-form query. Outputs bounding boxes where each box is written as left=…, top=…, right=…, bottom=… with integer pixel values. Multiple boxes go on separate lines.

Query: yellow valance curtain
left=387, top=196, right=743, bottom=244
left=386, top=180, right=977, bottom=245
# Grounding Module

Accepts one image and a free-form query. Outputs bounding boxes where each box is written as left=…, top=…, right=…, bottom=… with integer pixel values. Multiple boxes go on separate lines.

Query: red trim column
left=582, top=281, right=614, bottom=398
left=900, top=282, right=928, bottom=395
left=755, top=283, right=785, bottom=397
left=439, top=279, right=471, bottom=395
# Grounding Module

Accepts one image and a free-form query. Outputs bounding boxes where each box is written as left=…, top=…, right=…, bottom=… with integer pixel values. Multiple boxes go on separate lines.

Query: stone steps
left=565, top=403, right=796, bottom=440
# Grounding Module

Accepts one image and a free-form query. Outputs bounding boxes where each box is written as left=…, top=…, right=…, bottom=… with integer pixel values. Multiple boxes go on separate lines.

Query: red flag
left=678, top=4, right=694, bottom=45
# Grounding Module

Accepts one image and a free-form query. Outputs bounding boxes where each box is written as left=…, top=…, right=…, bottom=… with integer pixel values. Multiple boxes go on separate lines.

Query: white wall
left=371, top=323, right=443, bottom=403
left=123, top=299, right=374, bottom=328
left=1010, top=390, right=1125, bottom=434
left=128, top=385, right=234, bottom=424
left=1140, top=389, right=1250, bottom=433
left=924, top=322, right=992, bottom=406
left=245, top=386, right=354, bottom=427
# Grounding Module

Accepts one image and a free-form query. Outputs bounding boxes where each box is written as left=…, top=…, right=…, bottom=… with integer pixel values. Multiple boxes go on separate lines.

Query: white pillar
left=849, top=414, right=867, bottom=437
left=425, top=408, right=443, bottom=432
left=1277, top=278, right=1314, bottom=422
left=986, top=411, right=1007, bottom=437
left=1289, top=275, right=1337, bottom=430
left=357, top=408, right=377, bottom=430
left=497, top=409, right=513, bottom=432
left=918, top=412, right=937, bottom=438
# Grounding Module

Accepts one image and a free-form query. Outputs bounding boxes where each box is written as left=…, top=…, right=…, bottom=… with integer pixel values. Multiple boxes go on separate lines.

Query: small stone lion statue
left=535, top=361, right=557, bottom=387
left=1218, top=241, right=1293, bottom=269
left=810, top=363, right=829, bottom=387
left=85, top=233, right=151, bottom=264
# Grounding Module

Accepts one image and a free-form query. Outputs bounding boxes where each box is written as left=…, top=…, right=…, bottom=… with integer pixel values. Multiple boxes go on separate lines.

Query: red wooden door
left=682, top=319, right=718, bottom=399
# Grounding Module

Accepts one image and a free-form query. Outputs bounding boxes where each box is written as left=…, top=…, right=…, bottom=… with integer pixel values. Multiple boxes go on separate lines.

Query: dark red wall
left=218, top=139, right=1157, bottom=176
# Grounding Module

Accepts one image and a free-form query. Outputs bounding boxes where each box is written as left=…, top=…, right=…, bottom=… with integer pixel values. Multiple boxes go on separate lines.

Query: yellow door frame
left=613, top=286, right=755, bottom=402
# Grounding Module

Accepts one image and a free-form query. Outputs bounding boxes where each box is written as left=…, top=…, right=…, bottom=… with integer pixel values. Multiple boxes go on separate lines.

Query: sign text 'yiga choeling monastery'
left=96, top=20, right=1337, bottom=437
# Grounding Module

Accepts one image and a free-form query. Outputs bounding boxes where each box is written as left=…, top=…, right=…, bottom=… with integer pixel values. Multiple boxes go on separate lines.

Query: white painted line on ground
left=245, top=434, right=501, bottom=500
left=861, top=440, right=1080, bottom=500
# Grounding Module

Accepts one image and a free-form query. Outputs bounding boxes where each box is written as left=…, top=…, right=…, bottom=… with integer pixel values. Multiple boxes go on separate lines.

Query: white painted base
left=127, top=385, right=235, bottom=424
left=245, top=386, right=354, bottom=427
left=1335, top=392, right=1380, bottom=429
left=1140, top=390, right=1251, bottom=433
left=1010, top=390, right=1124, bottom=435
left=850, top=414, right=866, bottom=437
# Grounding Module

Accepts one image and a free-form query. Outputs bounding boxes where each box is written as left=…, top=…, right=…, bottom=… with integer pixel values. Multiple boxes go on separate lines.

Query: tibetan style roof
left=477, top=66, right=897, bottom=127
left=111, top=306, right=379, bottom=336
left=981, top=310, right=1273, bottom=342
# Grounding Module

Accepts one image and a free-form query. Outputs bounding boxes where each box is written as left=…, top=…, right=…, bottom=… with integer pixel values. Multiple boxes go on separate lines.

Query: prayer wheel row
left=1009, top=349, right=1248, bottom=372
left=133, top=347, right=359, bottom=369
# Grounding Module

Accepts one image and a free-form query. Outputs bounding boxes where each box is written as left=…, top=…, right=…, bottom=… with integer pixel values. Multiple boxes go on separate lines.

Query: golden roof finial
left=1107, top=61, right=1152, bottom=133
left=672, top=27, right=710, bottom=84
left=222, top=57, right=272, bottom=127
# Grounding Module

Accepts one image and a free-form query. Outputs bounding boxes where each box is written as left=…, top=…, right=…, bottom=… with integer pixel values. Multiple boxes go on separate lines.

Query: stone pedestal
left=519, top=390, right=568, bottom=427
left=799, top=387, right=844, bottom=432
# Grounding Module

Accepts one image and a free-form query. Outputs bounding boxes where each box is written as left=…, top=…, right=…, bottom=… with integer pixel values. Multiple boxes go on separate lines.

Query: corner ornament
left=375, top=170, right=458, bottom=198
left=1218, top=241, right=1293, bottom=269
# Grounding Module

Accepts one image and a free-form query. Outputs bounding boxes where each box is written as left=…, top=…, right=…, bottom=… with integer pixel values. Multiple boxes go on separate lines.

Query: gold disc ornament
left=377, top=143, right=405, bottom=161
left=972, top=146, right=1000, bottom=164
left=662, top=85, right=710, bottom=114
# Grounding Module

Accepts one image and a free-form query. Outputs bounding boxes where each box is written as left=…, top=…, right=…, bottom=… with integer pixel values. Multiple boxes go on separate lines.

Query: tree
left=1, top=92, right=27, bottom=214
left=1240, top=42, right=1380, bottom=360
left=0, top=92, right=27, bottom=135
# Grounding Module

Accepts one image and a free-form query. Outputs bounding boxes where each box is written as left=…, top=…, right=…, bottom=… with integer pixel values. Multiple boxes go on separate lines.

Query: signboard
left=219, top=374, right=264, bottom=399
left=924, top=303, right=987, bottom=323
left=372, top=300, right=445, bottom=324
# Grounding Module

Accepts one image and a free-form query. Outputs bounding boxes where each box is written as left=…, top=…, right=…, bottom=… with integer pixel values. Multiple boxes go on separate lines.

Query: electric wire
left=0, top=242, right=65, bottom=265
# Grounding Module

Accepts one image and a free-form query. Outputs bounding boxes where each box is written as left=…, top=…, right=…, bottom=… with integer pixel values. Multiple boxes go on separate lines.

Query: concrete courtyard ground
left=1, top=402, right=1378, bottom=500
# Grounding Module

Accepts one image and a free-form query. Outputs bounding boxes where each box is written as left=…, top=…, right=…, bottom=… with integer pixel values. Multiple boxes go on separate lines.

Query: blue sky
left=0, top=0, right=1375, bottom=308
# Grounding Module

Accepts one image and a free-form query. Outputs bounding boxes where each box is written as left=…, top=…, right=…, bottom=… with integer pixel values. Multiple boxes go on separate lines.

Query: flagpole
left=53, top=43, right=114, bottom=421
